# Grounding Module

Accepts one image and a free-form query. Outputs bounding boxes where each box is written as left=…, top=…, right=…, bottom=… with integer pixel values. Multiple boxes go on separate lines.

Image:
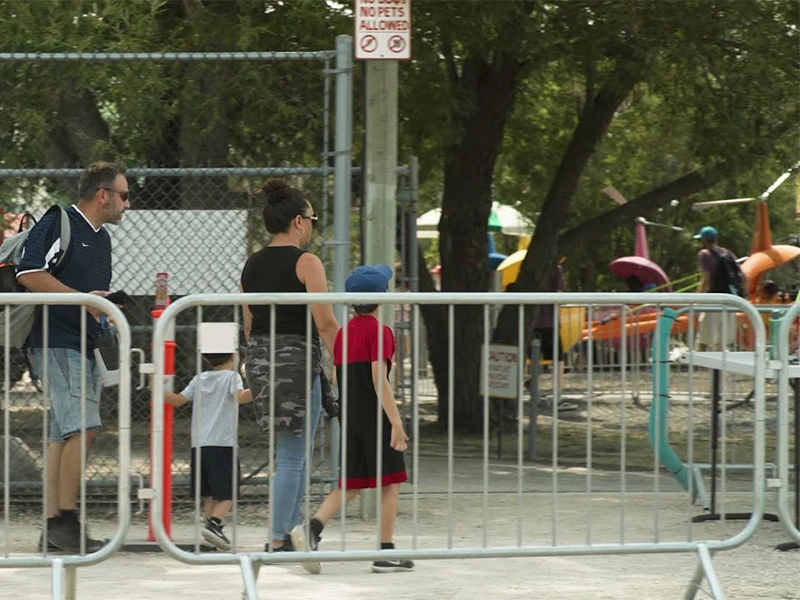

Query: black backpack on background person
left=709, top=246, right=746, bottom=297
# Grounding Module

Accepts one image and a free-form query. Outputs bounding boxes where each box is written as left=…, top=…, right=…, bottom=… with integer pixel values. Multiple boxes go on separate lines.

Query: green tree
left=402, top=0, right=799, bottom=432
left=0, top=0, right=349, bottom=210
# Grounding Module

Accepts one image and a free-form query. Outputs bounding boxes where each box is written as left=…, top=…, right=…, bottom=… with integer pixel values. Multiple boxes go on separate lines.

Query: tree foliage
left=0, top=1, right=797, bottom=433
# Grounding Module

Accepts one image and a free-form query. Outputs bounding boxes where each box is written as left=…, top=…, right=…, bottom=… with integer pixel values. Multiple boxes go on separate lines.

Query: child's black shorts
left=341, top=418, right=407, bottom=490
left=189, top=446, right=240, bottom=501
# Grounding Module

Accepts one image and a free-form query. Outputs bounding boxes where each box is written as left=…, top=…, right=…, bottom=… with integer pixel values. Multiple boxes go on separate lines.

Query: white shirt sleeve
left=230, top=372, right=244, bottom=398
left=180, top=375, right=197, bottom=402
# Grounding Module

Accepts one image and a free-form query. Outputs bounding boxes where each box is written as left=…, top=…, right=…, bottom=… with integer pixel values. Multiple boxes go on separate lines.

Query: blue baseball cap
left=345, top=264, right=393, bottom=293
left=693, top=226, right=718, bottom=241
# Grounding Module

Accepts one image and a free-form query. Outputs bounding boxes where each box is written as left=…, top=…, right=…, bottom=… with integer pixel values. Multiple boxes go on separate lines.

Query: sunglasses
left=299, top=214, right=319, bottom=222
left=100, top=187, right=130, bottom=202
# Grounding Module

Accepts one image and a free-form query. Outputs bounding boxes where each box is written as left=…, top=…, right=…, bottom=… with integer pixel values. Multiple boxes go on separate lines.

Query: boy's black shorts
left=341, top=418, right=407, bottom=490
left=189, top=446, right=240, bottom=501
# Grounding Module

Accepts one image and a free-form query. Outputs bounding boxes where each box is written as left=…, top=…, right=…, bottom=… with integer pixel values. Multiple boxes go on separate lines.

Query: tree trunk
left=434, top=55, right=527, bottom=433
left=493, top=61, right=644, bottom=347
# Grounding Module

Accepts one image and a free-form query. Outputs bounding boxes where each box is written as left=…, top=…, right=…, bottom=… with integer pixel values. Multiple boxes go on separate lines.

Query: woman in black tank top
left=241, top=179, right=340, bottom=552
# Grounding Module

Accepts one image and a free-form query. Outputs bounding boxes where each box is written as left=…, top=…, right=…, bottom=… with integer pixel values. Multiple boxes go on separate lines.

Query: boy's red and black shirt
left=333, top=315, right=395, bottom=422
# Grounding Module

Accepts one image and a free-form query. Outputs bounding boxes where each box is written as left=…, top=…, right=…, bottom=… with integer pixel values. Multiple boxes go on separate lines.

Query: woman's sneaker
left=263, top=538, right=295, bottom=552
left=290, top=522, right=322, bottom=575
left=371, top=559, right=415, bottom=573
left=201, top=518, right=232, bottom=551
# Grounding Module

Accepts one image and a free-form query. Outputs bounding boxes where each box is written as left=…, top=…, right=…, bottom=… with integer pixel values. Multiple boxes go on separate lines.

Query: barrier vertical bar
left=411, top=303, right=420, bottom=549
left=79, top=308, right=87, bottom=556
left=42, top=306, right=50, bottom=555
left=619, top=303, right=628, bottom=544
left=516, top=304, right=524, bottom=547
left=3, top=309, right=9, bottom=557
left=447, top=304, right=454, bottom=548
left=482, top=304, right=489, bottom=548
left=193, top=306, right=203, bottom=551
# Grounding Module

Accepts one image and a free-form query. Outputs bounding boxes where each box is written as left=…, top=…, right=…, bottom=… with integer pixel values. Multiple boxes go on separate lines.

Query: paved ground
left=1, top=455, right=798, bottom=599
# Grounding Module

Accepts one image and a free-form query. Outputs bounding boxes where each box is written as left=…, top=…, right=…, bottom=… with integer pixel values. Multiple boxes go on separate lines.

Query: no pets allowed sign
left=355, top=0, right=411, bottom=60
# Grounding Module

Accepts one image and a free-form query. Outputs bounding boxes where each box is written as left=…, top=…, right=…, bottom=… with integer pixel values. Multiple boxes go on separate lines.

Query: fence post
left=527, top=338, right=541, bottom=460
left=333, top=34, right=353, bottom=300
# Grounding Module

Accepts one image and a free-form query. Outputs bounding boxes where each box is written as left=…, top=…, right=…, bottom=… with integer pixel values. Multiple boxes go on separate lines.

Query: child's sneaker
left=371, top=559, right=415, bottom=573
left=201, top=518, right=232, bottom=551
left=290, top=520, right=322, bottom=575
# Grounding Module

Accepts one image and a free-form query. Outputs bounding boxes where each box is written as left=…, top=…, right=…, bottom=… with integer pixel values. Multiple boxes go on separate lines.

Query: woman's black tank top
left=240, top=245, right=319, bottom=341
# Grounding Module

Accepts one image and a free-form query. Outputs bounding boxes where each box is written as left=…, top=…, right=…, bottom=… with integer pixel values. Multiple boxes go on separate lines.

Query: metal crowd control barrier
left=0, top=293, right=131, bottom=600
left=776, top=303, right=800, bottom=548
left=149, top=292, right=766, bottom=600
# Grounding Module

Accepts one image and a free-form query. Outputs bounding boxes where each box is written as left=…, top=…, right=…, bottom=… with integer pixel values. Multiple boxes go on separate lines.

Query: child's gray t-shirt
left=180, top=370, right=244, bottom=448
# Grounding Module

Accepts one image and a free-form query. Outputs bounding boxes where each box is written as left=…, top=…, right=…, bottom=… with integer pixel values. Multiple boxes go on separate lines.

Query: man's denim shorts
left=28, top=348, right=102, bottom=443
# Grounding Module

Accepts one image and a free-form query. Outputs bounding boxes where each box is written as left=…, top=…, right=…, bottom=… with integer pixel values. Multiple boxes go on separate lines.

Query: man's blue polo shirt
left=16, top=205, right=112, bottom=350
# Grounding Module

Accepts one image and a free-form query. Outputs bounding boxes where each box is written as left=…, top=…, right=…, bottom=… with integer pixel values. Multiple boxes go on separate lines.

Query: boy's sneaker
left=201, top=519, right=232, bottom=552
left=290, top=522, right=321, bottom=575
left=371, top=559, right=415, bottom=573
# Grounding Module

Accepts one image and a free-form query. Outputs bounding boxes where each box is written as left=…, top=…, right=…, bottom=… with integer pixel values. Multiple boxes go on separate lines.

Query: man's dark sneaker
left=290, top=523, right=321, bottom=574
left=45, top=520, right=107, bottom=554
left=371, top=559, right=415, bottom=573
left=201, top=519, right=232, bottom=551
left=36, top=531, right=60, bottom=552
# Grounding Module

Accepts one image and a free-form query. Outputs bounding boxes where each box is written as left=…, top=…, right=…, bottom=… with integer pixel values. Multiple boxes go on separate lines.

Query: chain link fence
left=0, top=40, right=356, bottom=504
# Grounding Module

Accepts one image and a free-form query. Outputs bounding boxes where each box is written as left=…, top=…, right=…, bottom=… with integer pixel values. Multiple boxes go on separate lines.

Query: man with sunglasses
left=16, top=161, right=130, bottom=553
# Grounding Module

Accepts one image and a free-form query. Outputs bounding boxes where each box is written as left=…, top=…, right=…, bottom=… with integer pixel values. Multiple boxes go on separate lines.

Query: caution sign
left=481, top=344, right=523, bottom=400
left=355, top=0, right=411, bottom=60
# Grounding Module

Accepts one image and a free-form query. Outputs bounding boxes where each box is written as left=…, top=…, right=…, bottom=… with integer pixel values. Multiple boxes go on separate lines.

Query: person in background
left=694, top=226, right=739, bottom=351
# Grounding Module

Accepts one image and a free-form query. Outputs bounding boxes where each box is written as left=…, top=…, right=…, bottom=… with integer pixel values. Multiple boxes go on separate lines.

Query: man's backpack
left=709, top=246, right=746, bottom=297
left=0, top=206, right=72, bottom=348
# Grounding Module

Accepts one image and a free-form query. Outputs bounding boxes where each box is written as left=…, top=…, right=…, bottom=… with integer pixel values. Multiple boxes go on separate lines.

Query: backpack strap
left=17, top=212, right=36, bottom=234
left=51, top=207, right=72, bottom=274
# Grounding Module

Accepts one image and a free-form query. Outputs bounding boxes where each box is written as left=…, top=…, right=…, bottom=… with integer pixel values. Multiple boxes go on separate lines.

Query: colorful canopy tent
left=486, top=234, right=507, bottom=271
left=741, top=201, right=800, bottom=298
left=608, top=218, right=672, bottom=291
left=416, top=202, right=534, bottom=239
left=495, top=234, right=533, bottom=289
left=497, top=250, right=527, bottom=289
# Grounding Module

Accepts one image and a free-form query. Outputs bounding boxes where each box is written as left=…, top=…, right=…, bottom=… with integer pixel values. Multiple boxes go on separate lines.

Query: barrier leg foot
left=692, top=466, right=708, bottom=509
left=239, top=554, right=260, bottom=600
left=51, top=558, right=64, bottom=600
left=65, top=566, right=77, bottom=600
left=683, top=543, right=726, bottom=600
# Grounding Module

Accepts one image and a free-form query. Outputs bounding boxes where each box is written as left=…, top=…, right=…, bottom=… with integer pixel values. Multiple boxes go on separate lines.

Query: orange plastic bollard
left=147, top=310, right=175, bottom=542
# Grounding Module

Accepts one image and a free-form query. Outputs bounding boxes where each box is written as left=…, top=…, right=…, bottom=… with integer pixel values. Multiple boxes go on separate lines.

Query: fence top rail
left=0, top=167, right=329, bottom=178
left=0, top=166, right=408, bottom=179
left=1, top=292, right=130, bottom=346
left=157, top=291, right=760, bottom=310
left=0, top=50, right=337, bottom=62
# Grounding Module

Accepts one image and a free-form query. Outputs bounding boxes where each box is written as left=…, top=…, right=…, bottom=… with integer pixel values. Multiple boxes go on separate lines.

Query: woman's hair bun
left=261, top=179, right=290, bottom=205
